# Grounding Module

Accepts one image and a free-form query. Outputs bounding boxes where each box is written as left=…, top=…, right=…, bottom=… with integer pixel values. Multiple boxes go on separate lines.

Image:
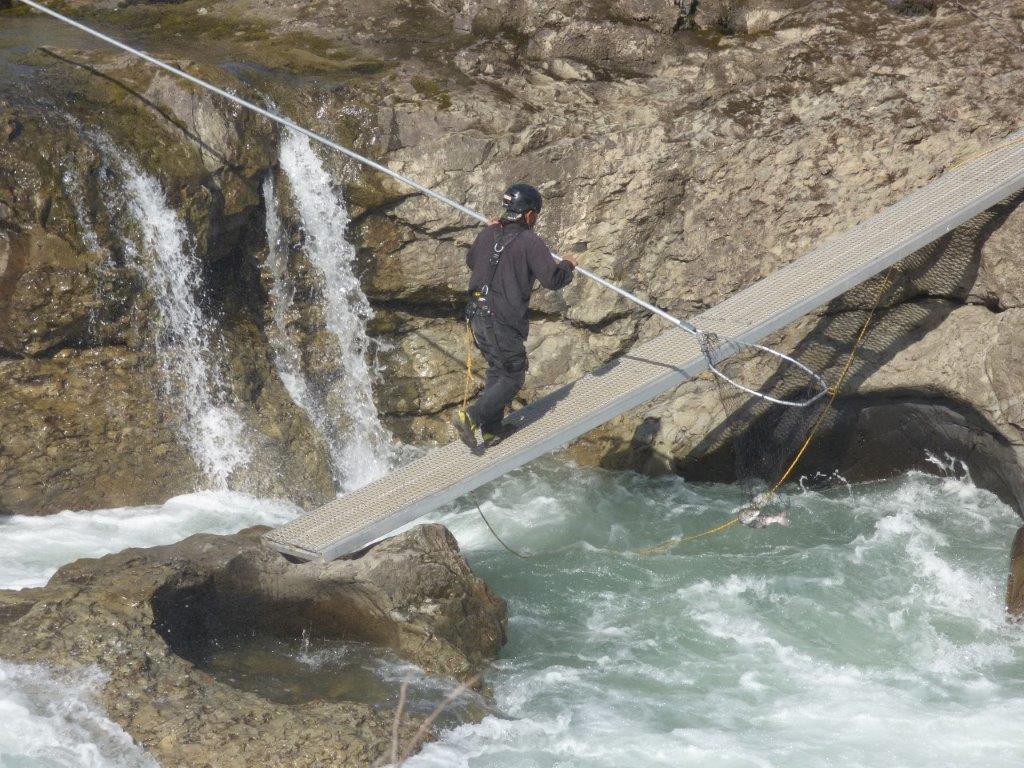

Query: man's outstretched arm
left=528, top=238, right=577, bottom=290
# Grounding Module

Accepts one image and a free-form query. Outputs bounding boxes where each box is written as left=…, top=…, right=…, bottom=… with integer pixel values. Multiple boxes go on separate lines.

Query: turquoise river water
left=2, top=461, right=1023, bottom=767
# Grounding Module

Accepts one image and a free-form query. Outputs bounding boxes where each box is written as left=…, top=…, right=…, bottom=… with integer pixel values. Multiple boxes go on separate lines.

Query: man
left=452, top=183, right=578, bottom=451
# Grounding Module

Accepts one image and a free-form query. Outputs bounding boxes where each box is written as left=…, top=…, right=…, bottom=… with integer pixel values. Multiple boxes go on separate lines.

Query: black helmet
left=502, top=183, right=542, bottom=216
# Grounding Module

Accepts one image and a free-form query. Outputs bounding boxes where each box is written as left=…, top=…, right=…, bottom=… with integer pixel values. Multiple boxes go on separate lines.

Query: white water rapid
left=3, top=464, right=1022, bottom=767
left=408, top=465, right=1024, bottom=768
left=0, top=663, right=158, bottom=768
left=0, top=491, right=299, bottom=591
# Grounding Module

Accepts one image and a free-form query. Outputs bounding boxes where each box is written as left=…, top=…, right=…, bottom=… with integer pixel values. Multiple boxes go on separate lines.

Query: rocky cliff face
left=0, top=45, right=339, bottom=513
left=1, top=0, right=1023, bottom=515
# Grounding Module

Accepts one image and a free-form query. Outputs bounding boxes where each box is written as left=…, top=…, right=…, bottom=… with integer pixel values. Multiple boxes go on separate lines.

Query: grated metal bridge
left=265, top=131, right=1024, bottom=562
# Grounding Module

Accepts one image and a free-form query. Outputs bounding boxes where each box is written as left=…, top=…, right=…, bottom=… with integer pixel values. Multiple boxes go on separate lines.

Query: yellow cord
left=631, top=266, right=898, bottom=556
left=632, top=517, right=741, bottom=556
left=474, top=125, right=1024, bottom=560
left=461, top=320, right=474, bottom=412
left=474, top=267, right=897, bottom=559
left=771, top=268, right=895, bottom=493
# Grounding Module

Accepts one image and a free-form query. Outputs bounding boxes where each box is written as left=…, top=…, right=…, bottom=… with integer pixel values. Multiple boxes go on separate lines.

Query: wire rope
left=15, top=0, right=827, bottom=408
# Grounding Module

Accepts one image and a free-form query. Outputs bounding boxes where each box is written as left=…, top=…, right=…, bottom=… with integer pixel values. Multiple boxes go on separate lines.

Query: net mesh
left=684, top=192, right=1021, bottom=529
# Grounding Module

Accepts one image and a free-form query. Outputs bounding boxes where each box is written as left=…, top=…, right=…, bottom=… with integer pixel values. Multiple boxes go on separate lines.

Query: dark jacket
left=466, top=222, right=574, bottom=337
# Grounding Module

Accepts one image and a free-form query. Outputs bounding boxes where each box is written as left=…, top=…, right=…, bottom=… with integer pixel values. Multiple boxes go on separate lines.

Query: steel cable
left=16, top=0, right=828, bottom=408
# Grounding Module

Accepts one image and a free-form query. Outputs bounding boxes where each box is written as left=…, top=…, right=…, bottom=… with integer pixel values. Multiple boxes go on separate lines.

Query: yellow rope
left=473, top=123, right=1021, bottom=560
left=766, top=267, right=896, bottom=496
left=631, top=266, right=898, bottom=557
left=632, top=517, right=741, bottom=556
left=461, top=320, right=474, bottom=412
left=474, top=267, right=897, bottom=559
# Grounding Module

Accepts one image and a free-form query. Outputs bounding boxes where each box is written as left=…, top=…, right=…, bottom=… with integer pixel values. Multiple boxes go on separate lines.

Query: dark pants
left=467, top=315, right=527, bottom=434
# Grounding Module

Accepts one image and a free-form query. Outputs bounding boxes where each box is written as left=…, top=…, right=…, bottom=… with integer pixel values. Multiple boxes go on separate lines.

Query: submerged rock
left=0, top=523, right=506, bottom=766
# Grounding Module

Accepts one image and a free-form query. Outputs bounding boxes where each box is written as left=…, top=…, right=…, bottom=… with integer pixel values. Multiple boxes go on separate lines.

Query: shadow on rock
left=676, top=191, right=1024, bottom=509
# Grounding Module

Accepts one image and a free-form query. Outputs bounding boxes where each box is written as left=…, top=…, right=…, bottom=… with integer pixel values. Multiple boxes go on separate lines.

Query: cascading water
left=61, top=166, right=102, bottom=254
left=260, top=173, right=347, bottom=487
left=97, top=142, right=250, bottom=487
left=276, top=130, right=393, bottom=490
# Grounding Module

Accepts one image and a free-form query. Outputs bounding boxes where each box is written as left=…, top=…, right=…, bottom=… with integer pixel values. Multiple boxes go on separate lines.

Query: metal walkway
left=266, top=131, right=1024, bottom=562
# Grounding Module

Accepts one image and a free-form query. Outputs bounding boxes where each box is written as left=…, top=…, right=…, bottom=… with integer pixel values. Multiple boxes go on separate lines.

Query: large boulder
left=0, top=524, right=506, bottom=766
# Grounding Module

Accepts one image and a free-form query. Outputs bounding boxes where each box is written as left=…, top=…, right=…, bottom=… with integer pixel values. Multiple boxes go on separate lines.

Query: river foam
left=0, top=491, right=298, bottom=591
left=410, top=465, right=1024, bottom=768
left=0, top=663, right=157, bottom=768
left=1, top=466, right=1021, bottom=767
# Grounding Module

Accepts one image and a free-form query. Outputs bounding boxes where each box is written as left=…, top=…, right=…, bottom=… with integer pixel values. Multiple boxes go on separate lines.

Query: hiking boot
left=480, top=431, right=503, bottom=449
left=480, top=423, right=514, bottom=449
left=451, top=409, right=479, bottom=451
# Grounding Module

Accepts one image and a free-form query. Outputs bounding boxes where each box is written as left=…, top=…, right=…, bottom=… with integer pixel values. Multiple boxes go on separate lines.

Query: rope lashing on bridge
left=16, top=0, right=828, bottom=409
left=632, top=265, right=899, bottom=556
left=477, top=265, right=900, bottom=559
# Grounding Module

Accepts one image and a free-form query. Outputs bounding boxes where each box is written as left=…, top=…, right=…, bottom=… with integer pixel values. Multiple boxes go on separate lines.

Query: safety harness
left=461, top=223, right=525, bottom=415
left=464, top=224, right=524, bottom=321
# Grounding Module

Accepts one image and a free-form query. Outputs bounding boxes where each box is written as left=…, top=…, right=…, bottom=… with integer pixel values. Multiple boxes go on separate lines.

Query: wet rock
left=1008, top=526, right=1024, bottom=619
left=0, top=227, right=101, bottom=356
left=0, top=113, right=111, bottom=358
left=4, top=0, right=1024, bottom=515
left=208, top=525, right=507, bottom=675
left=0, top=348, right=199, bottom=515
left=0, top=524, right=506, bottom=766
left=217, top=314, right=339, bottom=506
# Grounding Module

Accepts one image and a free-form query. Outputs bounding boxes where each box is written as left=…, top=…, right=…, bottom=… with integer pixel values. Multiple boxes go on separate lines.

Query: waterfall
left=276, top=131, right=393, bottom=490
left=261, top=173, right=347, bottom=487
left=98, top=143, right=249, bottom=487
left=61, top=166, right=102, bottom=254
